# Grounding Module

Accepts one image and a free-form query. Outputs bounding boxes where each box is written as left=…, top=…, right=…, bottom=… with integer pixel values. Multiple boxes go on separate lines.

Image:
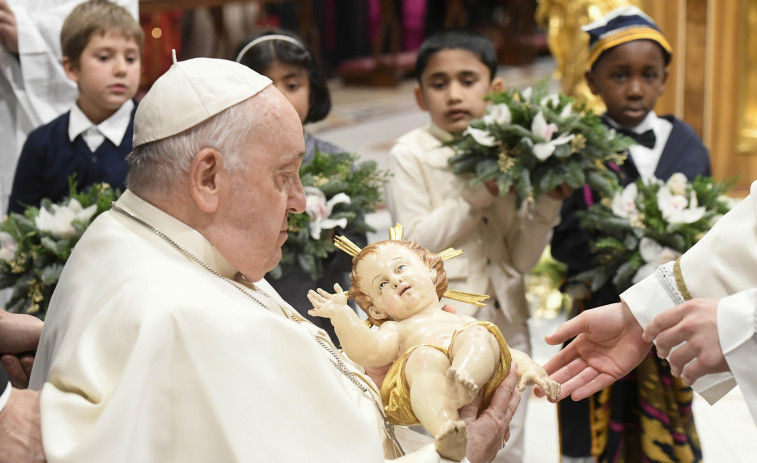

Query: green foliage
left=573, top=174, right=735, bottom=293
left=447, top=78, right=633, bottom=208
left=268, top=150, right=390, bottom=280
left=0, top=177, right=120, bottom=319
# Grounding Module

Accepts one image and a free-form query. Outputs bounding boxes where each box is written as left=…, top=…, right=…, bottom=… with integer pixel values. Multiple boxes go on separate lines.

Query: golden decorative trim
left=673, top=257, right=692, bottom=301
left=588, top=27, right=673, bottom=68
left=443, top=290, right=490, bottom=307
left=389, top=223, right=404, bottom=241
left=438, top=247, right=463, bottom=261
left=334, top=235, right=361, bottom=257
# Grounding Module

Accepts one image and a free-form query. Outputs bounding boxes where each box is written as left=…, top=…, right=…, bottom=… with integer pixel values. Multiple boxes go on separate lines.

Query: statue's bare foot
left=446, top=368, right=479, bottom=408
left=434, top=420, right=468, bottom=461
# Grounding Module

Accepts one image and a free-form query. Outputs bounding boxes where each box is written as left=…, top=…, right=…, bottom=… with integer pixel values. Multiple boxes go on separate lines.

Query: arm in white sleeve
left=506, top=194, right=562, bottom=273
left=717, top=289, right=757, bottom=425
left=385, top=142, right=494, bottom=252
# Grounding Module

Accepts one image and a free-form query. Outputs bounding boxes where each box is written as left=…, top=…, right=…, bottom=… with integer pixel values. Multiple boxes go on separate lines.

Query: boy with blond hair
left=384, top=29, right=569, bottom=462
left=7, top=0, right=142, bottom=213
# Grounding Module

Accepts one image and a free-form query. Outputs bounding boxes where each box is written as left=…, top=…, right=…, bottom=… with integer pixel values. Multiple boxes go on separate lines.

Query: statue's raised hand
left=307, top=284, right=350, bottom=319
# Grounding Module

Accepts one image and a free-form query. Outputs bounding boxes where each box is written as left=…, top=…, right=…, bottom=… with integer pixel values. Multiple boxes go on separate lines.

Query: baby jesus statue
left=307, top=224, right=560, bottom=461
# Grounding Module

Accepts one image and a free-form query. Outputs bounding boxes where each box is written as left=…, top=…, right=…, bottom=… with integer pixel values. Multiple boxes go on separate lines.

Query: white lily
left=0, top=231, right=17, bottom=262
left=531, top=111, right=574, bottom=161
left=465, top=127, right=498, bottom=147
left=632, top=237, right=681, bottom=284
left=666, top=173, right=689, bottom=196
left=657, top=185, right=706, bottom=224
left=520, top=86, right=532, bottom=101
left=540, top=94, right=559, bottom=107
left=303, top=186, right=351, bottom=240
left=483, top=103, right=511, bottom=125
left=611, top=183, right=640, bottom=220
left=35, top=199, right=97, bottom=238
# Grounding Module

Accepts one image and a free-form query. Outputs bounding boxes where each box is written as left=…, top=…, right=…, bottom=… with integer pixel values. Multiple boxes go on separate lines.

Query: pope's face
left=215, top=88, right=306, bottom=281
left=357, top=244, right=439, bottom=321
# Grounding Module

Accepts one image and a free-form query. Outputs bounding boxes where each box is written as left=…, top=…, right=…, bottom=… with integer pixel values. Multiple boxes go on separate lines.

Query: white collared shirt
left=68, top=99, right=134, bottom=152
left=605, top=111, right=673, bottom=181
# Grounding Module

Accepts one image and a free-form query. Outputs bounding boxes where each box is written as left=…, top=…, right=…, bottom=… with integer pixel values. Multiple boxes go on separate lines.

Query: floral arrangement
left=0, top=179, right=120, bottom=318
left=447, top=78, right=633, bottom=208
left=572, top=173, right=735, bottom=293
left=268, top=150, right=389, bottom=280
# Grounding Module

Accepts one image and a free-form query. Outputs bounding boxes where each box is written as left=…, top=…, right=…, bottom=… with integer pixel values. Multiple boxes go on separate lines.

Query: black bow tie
left=617, top=128, right=656, bottom=149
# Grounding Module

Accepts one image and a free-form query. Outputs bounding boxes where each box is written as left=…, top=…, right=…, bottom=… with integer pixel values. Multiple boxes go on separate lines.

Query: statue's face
left=356, top=244, right=438, bottom=321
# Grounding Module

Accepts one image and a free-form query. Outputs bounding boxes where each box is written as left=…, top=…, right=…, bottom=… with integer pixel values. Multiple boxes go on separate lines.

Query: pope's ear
left=189, top=148, right=222, bottom=213
left=368, top=306, right=388, bottom=321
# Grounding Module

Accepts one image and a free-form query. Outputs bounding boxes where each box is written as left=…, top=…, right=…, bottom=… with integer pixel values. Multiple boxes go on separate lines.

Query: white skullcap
left=133, top=55, right=272, bottom=147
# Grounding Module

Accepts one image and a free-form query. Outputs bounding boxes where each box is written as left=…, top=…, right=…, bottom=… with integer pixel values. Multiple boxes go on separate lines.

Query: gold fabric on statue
left=380, top=321, right=512, bottom=426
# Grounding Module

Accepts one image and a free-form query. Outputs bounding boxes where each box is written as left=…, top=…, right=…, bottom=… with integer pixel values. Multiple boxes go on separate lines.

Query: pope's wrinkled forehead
left=133, top=57, right=272, bottom=148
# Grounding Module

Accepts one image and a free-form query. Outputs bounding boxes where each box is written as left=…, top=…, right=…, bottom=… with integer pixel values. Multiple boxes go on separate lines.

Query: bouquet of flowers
left=268, top=150, right=389, bottom=280
left=448, top=78, right=633, bottom=208
left=0, top=179, right=120, bottom=318
left=572, top=173, right=735, bottom=293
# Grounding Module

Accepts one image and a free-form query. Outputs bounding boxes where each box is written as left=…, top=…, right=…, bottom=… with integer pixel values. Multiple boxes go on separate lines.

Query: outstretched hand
left=307, top=284, right=349, bottom=319
left=461, top=363, right=521, bottom=463
left=644, top=298, right=728, bottom=385
left=541, top=302, right=651, bottom=401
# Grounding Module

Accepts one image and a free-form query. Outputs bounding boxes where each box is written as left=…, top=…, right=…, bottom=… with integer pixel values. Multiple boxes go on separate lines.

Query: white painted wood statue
left=308, top=224, right=560, bottom=461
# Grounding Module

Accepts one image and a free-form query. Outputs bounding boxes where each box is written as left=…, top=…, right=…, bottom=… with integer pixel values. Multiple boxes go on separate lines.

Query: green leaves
left=447, top=78, right=634, bottom=208
left=0, top=178, right=121, bottom=319
left=269, top=150, right=390, bottom=281
left=575, top=175, right=735, bottom=293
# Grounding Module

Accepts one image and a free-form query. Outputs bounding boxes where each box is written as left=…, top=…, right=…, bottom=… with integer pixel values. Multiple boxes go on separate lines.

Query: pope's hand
left=461, top=363, right=520, bottom=463
left=0, top=309, right=43, bottom=389
left=0, top=388, right=45, bottom=462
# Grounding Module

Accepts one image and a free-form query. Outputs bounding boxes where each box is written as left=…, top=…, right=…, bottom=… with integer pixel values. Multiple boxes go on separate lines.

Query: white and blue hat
left=582, top=6, right=673, bottom=69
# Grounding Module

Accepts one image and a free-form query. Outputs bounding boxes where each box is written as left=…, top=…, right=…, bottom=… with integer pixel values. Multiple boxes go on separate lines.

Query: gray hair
left=126, top=98, right=258, bottom=196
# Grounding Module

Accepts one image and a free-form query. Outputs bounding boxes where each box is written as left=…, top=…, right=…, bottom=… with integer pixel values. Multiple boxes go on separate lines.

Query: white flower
left=611, top=183, right=640, bottom=220
left=483, top=103, right=511, bottom=125
left=0, top=231, right=17, bottom=262
left=34, top=198, right=97, bottom=238
left=666, top=173, right=689, bottom=196
left=632, top=237, right=682, bottom=284
left=531, top=111, right=574, bottom=161
left=540, top=94, right=559, bottom=107
left=657, top=185, right=706, bottom=224
left=303, top=186, right=351, bottom=240
left=465, top=127, right=498, bottom=147
left=520, top=86, right=532, bottom=101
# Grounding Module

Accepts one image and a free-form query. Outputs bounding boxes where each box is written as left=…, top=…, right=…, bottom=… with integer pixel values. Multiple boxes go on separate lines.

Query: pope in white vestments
left=25, top=57, right=515, bottom=463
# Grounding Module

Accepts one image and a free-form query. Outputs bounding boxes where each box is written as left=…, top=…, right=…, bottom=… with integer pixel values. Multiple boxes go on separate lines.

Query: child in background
left=551, top=6, right=710, bottom=462
left=384, top=29, right=569, bottom=463
left=7, top=0, right=142, bottom=213
left=235, top=30, right=366, bottom=343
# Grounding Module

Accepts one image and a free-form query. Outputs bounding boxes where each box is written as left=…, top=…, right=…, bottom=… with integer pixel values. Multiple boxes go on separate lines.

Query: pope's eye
left=378, top=281, right=387, bottom=292
left=397, top=264, right=407, bottom=272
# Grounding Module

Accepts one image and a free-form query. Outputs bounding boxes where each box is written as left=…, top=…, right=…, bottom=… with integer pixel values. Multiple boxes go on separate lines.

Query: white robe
left=621, top=180, right=757, bottom=425
left=0, top=0, right=137, bottom=215
left=29, top=190, right=460, bottom=462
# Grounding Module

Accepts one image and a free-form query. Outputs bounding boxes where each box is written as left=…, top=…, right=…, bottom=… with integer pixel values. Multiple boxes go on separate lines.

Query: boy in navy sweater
left=7, top=0, right=143, bottom=213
